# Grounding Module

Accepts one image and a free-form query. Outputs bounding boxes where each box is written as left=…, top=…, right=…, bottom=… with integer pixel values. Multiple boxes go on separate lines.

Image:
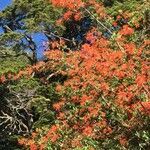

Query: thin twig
left=84, top=8, right=113, bottom=34
left=46, top=70, right=60, bottom=80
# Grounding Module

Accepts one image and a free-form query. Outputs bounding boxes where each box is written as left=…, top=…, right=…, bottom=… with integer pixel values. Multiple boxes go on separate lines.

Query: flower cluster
left=51, top=0, right=84, bottom=9
left=16, top=29, right=149, bottom=149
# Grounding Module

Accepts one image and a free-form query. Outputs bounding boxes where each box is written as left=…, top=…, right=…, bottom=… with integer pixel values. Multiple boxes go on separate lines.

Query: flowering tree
left=0, top=0, right=149, bottom=149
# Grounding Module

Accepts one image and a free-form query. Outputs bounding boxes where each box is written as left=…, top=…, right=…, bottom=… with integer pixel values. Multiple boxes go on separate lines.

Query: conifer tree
left=0, top=0, right=62, bottom=64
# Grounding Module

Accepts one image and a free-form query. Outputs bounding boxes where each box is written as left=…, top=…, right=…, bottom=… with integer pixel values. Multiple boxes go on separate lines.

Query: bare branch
left=0, top=88, right=36, bottom=134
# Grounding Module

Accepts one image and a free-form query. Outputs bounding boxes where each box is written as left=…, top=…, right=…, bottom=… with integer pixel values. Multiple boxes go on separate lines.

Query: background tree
left=0, top=0, right=62, bottom=64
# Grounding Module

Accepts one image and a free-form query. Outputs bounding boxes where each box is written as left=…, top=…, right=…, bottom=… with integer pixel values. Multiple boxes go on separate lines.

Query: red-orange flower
left=135, top=74, right=147, bottom=86
left=51, top=0, right=84, bottom=9
left=0, top=75, right=6, bottom=83
left=80, top=95, right=92, bottom=106
left=74, top=12, right=82, bottom=21
left=124, top=43, right=136, bottom=55
left=82, top=126, right=93, bottom=136
left=55, top=84, right=62, bottom=92
left=119, top=25, right=134, bottom=35
left=140, top=102, right=150, bottom=114
left=63, top=11, right=73, bottom=20
left=18, top=138, right=27, bottom=145
left=119, top=136, right=128, bottom=146
left=53, top=101, right=64, bottom=111
left=30, top=143, right=37, bottom=150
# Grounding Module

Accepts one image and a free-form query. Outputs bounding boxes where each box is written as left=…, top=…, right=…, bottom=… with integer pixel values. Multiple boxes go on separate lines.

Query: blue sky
left=32, top=33, right=48, bottom=59
left=0, top=0, right=48, bottom=59
left=0, top=0, right=12, bottom=11
left=0, top=0, right=12, bottom=34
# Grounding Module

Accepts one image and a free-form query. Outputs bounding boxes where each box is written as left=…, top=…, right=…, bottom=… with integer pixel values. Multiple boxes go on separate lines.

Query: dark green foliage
left=0, top=136, right=24, bottom=150
left=0, top=56, right=29, bottom=76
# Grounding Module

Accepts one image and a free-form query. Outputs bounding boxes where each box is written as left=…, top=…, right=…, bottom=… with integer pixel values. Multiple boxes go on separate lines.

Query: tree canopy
left=0, top=0, right=149, bottom=149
